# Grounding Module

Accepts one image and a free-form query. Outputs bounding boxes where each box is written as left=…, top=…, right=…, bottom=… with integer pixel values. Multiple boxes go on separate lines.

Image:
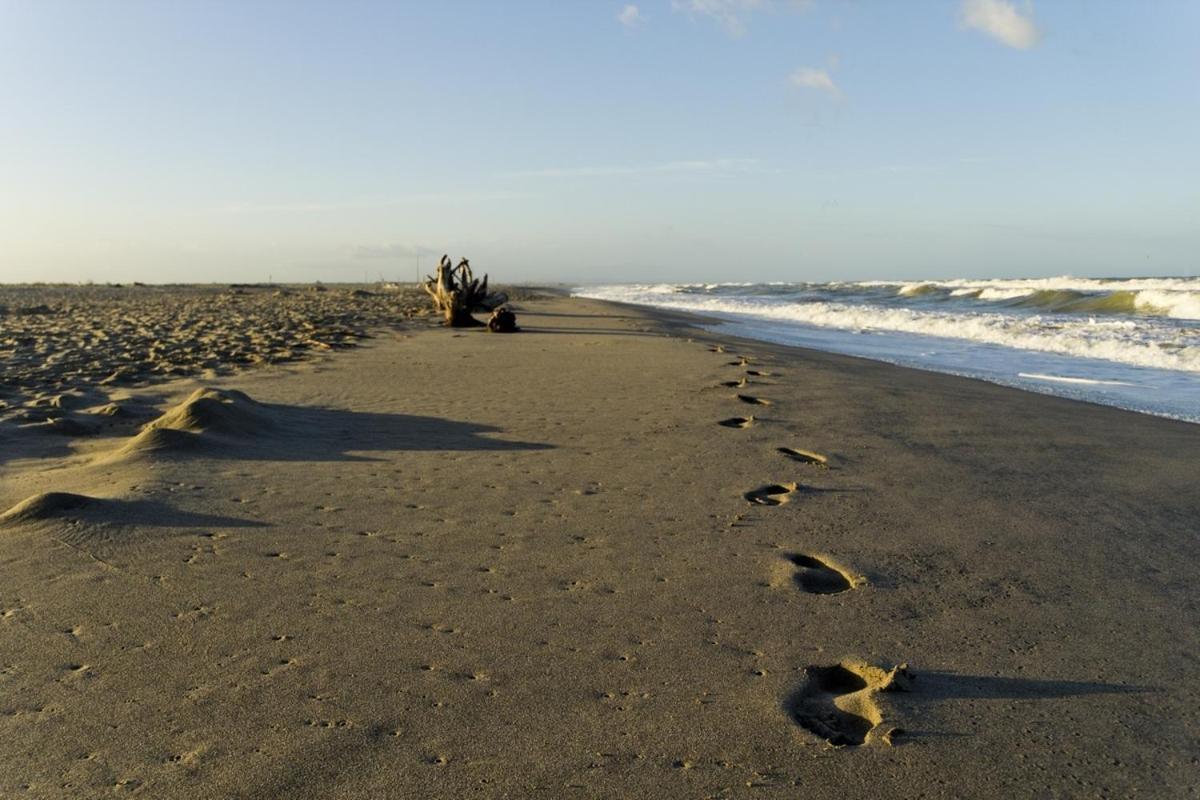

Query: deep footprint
left=789, top=661, right=912, bottom=746
left=745, top=369, right=772, bottom=377
left=737, top=394, right=771, bottom=406
left=744, top=483, right=797, bottom=506
left=718, top=417, right=755, bottom=429
left=778, top=447, right=828, bottom=467
left=720, top=379, right=748, bottom=388
left=788, top=553, right=855, bottom=594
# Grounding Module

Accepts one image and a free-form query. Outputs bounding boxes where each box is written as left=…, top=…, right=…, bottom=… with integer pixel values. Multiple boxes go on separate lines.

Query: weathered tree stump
left=421, top=255, right=508, bottom=327
left=487, top=307, right=519, bottom=333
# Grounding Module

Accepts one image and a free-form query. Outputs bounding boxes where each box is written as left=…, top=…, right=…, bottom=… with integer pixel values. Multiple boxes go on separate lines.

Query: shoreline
left=2, top=293, right=1197, bottom=797
left=573, top=284, right=1200, bottom=425
left=589, top=294, right=1200, bottom=431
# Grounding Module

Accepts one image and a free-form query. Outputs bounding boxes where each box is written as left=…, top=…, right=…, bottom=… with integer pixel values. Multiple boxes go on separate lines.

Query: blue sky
left=1, top=0, right=1197, bottom=284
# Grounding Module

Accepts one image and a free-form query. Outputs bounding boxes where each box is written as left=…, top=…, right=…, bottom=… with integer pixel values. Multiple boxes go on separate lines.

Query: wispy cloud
left=789, top=66, right=840, bottom=97
left=672, top=0, right=762, bottom=36
left=671, top=0, right=809, bottom=37
left=617, top=4, right=643, bottom=28
left=960, top=0, right=1041, bottom=49
left=499, top=158, right=761, bottom=179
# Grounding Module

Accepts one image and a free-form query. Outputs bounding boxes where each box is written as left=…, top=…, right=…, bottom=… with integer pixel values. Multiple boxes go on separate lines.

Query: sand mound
left=0, top=492, right=97, bottom=524
left=112, top=388, right=272, bottom=459
left=88, top=402, right=126, bottom=417
left=144, top=388, right=271, bottom=436
left=116, top=427, right=200, bottom=457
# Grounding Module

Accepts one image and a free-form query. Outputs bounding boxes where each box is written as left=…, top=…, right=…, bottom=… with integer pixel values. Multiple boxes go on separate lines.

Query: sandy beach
left=1, top=290, right=1197, bottom=798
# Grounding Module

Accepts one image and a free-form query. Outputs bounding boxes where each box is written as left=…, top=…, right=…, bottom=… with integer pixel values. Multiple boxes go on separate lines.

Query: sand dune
left=0, top=491, right=97, bottom=524
left=144, top=388, right=271, bottom=435
left=112, top=388, right=275, bottom=459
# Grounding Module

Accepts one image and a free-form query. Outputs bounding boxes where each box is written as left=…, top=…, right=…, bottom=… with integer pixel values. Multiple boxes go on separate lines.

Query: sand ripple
left=0, top=283, right=432, bottom=430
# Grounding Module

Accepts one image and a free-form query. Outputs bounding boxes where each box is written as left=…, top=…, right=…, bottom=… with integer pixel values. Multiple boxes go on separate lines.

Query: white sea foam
left=977, top=287, right=1038, bottom=301
left=853, top=276, right=1200, bottom=320
left=1018, top=373, right=1138, bottom=387
left=1134, top=289, right=1200, bottom=320
left=575, top=284, right=1199, bottom=373
left=857, top=275, right=1200, bottom=294
left=572, top=279, right=1200, bottom=422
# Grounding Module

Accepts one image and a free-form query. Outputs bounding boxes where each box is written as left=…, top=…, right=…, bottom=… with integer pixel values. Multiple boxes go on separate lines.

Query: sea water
left=572, top=277, right=1200, bottom=423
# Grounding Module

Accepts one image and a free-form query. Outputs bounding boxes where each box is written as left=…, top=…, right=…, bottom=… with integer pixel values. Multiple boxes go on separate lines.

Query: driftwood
left=421, top=255, right=508, bottom=327
left=487, top=307, right=519, bottom=333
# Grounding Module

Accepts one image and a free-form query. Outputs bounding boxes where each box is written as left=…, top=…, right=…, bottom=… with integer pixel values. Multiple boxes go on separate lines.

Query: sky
left=0, top=0, right=1197, bottom=284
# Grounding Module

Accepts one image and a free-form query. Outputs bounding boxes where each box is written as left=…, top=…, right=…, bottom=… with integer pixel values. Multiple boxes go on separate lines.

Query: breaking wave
left=572, top=276, right=1200, bottom=422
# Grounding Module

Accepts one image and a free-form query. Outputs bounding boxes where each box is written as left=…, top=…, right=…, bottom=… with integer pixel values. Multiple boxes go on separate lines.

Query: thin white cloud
left=617, top=4, right=642, bottom=28
left=960, top=0, right=1041, bottom=49
left=672, top=0, right=809, bottom=37
left=789, top=66, right=840, bottom=97
left=500, top=158, right=761, bottom=179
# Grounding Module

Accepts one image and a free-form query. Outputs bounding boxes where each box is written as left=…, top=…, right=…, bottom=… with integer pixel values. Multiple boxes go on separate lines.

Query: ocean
left=573, top=277, right=1200, bottom=423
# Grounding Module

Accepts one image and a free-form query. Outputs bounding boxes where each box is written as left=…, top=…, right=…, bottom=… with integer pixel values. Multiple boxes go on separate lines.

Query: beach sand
left=1, top=291, right=1197, bottom=798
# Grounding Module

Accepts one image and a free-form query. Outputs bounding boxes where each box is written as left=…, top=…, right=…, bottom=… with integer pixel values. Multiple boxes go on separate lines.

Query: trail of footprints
left=709, top=342, right=911, bottom=748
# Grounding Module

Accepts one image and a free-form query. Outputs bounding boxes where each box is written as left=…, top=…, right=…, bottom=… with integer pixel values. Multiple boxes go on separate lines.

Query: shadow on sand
left=121, top=402, right=555, bottom=463
left=258, top=404, right=553, bottom=461
left=916, top=671, right=1154, bottom=700
left=82, top=499, right=269, bottom=529
left=519, top=327, right=660, bottom=338
left=891, top=670, right=1156, bottom=743
left=3, top=495, right=268, bottom=530
left=515, top=310, right=639, bottom=321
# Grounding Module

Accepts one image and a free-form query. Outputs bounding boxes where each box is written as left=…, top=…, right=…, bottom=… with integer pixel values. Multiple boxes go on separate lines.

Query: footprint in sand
left=777, top=447, right=828, bottom=467
left=727, top=357, right=752, bottom=366
left=789, top=660, right=912, bottom=746
left=718, top=417, right=755, bottom=429
left=736, top=394, right=771, bottom=406
left=744, top=483, right=797, bottom=506
left=787, top=554, right=859, bottom=594
left=745, top=369, right=771, bottom=377
left=720, top=378, right=748, bottom=388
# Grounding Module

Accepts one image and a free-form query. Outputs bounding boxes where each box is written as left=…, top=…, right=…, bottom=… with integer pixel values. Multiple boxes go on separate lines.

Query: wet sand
left=1, top=291, right=1197, bottom=798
